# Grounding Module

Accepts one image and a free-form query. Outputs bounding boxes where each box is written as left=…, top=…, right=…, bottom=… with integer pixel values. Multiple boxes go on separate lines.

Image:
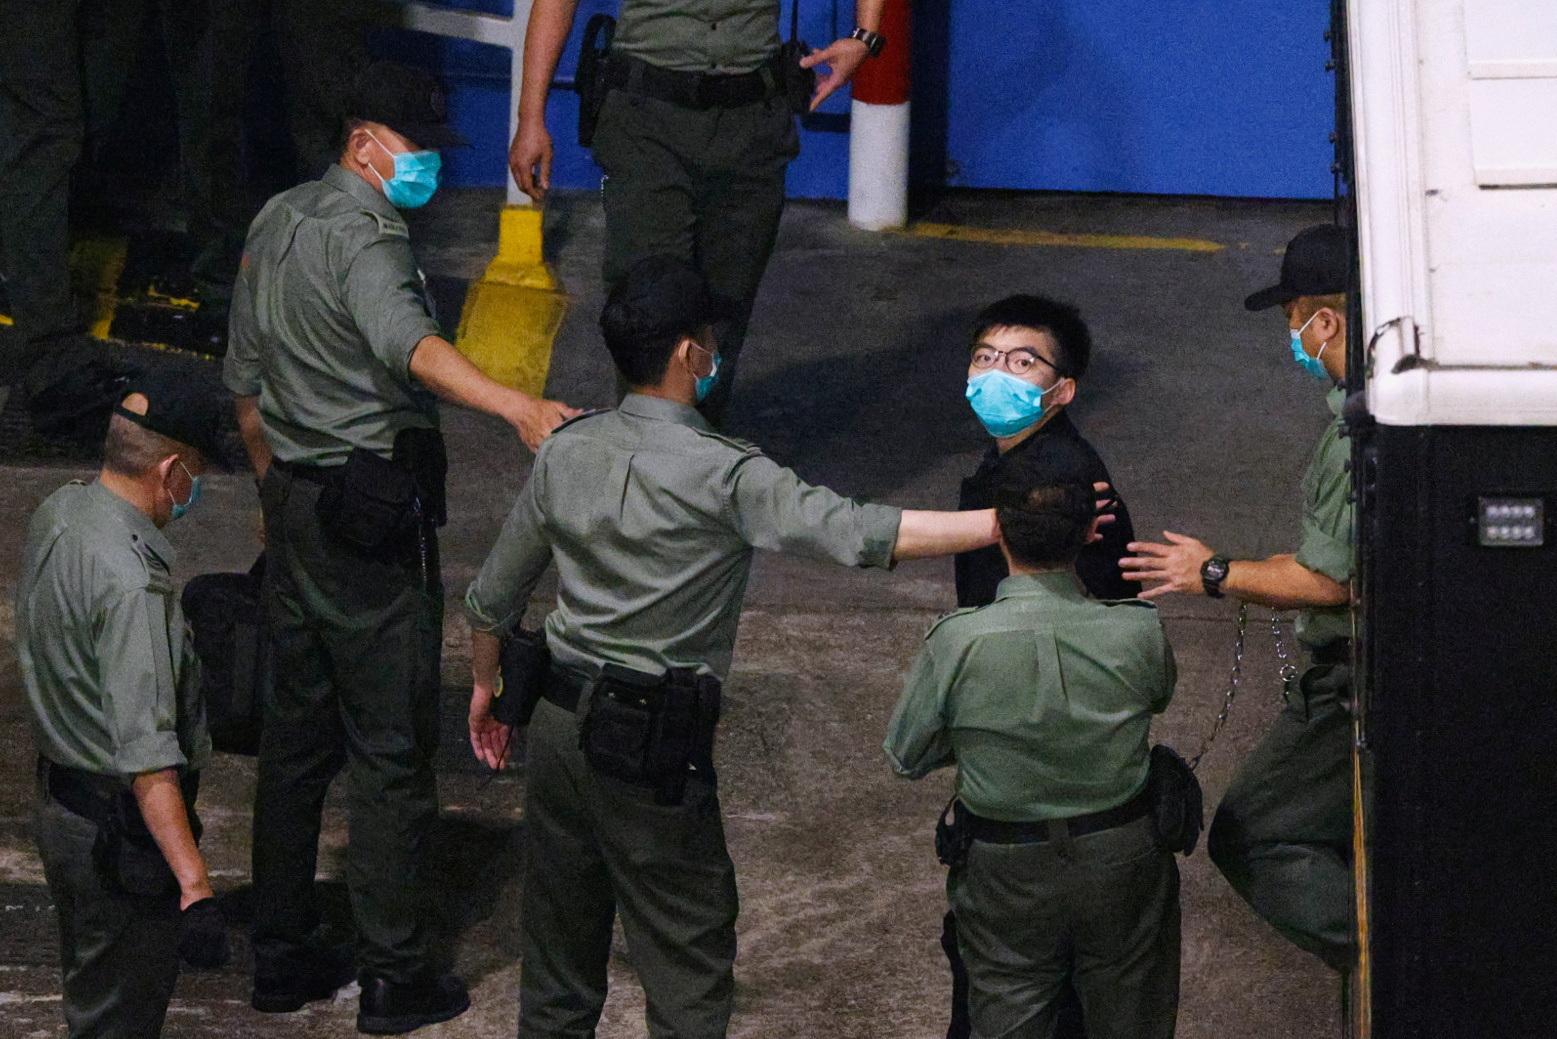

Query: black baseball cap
left=342, top=61, right=467, bottom=151
left=600, top=257, right=738, bottom=348
left=1244, top=224, right=1353, bottom=311
left=115, top=370, right=235, bottom=471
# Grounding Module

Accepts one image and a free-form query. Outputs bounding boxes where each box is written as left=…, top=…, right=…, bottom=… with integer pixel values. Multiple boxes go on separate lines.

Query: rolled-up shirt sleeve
left=884, top=640, right=955, bottom=778
left=222, top=262, right=263, bottom=396
left=726, top=454, right=901, bottom=568
left=1296, top=441, right=1355, bottom=584
left=97, top=586, right=186, bottom=777
left=465, top=467, right=554, bottom=636
left=341, top=235, right=441, bottom=382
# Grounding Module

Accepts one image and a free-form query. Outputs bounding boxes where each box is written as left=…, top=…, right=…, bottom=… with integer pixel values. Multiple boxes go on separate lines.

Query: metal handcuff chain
left=1187, top=605, right=1298, bottom=771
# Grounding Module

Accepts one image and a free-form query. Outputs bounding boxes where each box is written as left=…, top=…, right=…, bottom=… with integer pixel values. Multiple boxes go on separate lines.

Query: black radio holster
left=935, top=798, right=972, bottom=868
left=576, top=13, right=617, bottom=147
left=578, top=664, right=721, bottom=806
left=493, top=627, right=551, bottom=730
left=1147, top=744, right=1204, bottom=855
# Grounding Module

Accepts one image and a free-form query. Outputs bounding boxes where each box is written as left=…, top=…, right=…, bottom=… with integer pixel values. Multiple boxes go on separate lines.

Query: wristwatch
left=850, top=27, right=887, bottom=59
left=1200, top=556, right=1231, bottom=599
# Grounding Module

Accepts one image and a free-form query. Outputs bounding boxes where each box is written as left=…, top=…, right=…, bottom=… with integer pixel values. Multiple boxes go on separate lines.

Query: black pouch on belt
left=579, top=663, right=662, bottom=787
left=934, top=798, right=973, bottom=868
left=315, top=447, right=419, bottom=553
left=90, top=774, right=202, bottom=898
left=775, top=0, right=815, bottom=117
left=575, top=13, right=616, bottom=147
left=650, top=669, right=721, bottom=806
left=392, top=427, right=448, bottom=528
left=493, top=627, right=551, bottom=729
left=1146, top=744, right=1204, bottom=855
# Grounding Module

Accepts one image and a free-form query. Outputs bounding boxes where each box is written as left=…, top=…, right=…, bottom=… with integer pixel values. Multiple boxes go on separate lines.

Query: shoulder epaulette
left=691, top=426, right=762, bottom=456
left=1099, top=596, right=1157, bottom=610
left=551, top=408, right=612, bottom=434
left=924, top=606, right=982, bottom=638
left=369, top=211, right=410, bottom=239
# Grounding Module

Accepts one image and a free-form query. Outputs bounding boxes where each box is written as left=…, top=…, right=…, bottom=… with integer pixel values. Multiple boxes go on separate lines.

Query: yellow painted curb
left=455, top=205, right=568, bottom=399
left=898, top=221, right=1223, bottom=253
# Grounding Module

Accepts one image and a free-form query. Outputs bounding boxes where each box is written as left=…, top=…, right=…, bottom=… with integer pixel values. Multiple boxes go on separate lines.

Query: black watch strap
left=850, top=27, right=887, bottom=58
left=1201, top=556, right=1231, bottom=599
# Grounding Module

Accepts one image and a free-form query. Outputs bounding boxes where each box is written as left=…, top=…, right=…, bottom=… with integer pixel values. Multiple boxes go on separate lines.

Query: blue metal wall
left=380, top=0, right=1335, bottom=200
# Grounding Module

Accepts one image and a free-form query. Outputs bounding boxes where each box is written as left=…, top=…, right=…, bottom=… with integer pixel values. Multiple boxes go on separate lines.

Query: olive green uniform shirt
left=465, top=394, right=902, bottom=679
left=885, top=572, right=1175, bottom=823
left=16, top=481, right=210, bottom=779
left=614, top=0, right=781, bottom=74
left=1293, top=387, right=1354, bottom=648
left=223, top=164, right=442, bottom=467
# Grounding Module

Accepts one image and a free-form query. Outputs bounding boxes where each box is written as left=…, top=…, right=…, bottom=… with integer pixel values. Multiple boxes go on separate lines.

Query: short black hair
left=996, top=480, right=1095, bottom=569
left=970, top=295, right=1092, bottom=380
left=600, top=257, right=721, bottom=386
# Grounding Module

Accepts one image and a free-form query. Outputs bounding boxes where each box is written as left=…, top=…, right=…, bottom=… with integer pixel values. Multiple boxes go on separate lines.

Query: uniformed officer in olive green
left=1120, top=224, right=1357, bottom=972
left=510, top=0, right=887, bottom=426
left=17, top=376, right=231, bottom=1038
left=464, top=257, right=999, bottom=1039
left=886, top=480, right=1180, bottom=1039
left=224, top=61, right=577, bottom=1033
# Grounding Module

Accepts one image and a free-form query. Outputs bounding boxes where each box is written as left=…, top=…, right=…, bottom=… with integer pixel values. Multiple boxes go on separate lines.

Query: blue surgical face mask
left=965, top=369, right=1059, bottom=438
left=693, top=343, right=721, bottom=403
left=169, top=462, right=202, bottom=521
left=1289, top=312, right=1332, bottom=382
left=368, top=131, right=441, bottom=209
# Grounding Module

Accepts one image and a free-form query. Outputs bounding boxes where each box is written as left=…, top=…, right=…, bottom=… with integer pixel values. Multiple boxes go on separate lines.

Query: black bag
left=934, top=798, right=972, bottom=868
left=575, top=13, right=617, bottom=147
left=1147, top=744, right=1204, bottom=855
left=493, top=627, right=551, bottom=729
left=91, top=779, right=202, bottom=898
left=182, top=556, right=269, bottom=756
left=578, top=664, right=721, bottom=806
left=776, top=0, right=815, bottom=115
left=315, top=446, right=420, bottom=553
left=28, top=358, right=136, bottom=447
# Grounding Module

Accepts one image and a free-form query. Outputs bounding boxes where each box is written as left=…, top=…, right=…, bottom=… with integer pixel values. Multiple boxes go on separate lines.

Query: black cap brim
left=394, top=122, right=468, bottom=150
left=1244, top=283, right=1300, bottom=312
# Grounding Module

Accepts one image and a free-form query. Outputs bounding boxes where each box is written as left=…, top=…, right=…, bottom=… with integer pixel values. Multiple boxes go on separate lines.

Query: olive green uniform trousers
left=250, top=466, right=443, bottom=981
left=33, top=779, right=182, bottom=1039
left=948, top=816, right=1180, bottom=1039
left=519, top=698, right=739, bottom=1039
left=1207, top=662, right=1356, bottom=971
left=592, top=85, right=799, bottom=426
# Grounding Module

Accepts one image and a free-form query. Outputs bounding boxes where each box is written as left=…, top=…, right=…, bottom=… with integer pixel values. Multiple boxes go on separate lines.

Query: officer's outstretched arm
left=893, top=509, right=999, bottom=561
left=408, top=334, right=580, bottom=451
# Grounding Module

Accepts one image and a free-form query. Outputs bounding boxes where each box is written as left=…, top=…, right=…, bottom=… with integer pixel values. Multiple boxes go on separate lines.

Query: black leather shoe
left=250, top=942, right=356, bottom=1013
left=357, top=972, right=470, bottom=1035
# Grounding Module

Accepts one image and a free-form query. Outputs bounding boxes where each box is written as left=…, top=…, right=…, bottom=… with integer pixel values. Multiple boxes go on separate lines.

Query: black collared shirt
left=955, top=410, right=1137, bottom=606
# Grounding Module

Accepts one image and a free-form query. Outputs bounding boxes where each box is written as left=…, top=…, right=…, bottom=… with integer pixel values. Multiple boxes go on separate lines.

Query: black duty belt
left=271, top=457, right=343, bottom=488
left=542, top=665, right=591, bottom=713
left=605, top=53, right=781, bottom=110
left=959, top=786, right=1153, bottom=845
left=38, top=757, right=120, bottom=824
left=1310, top=639, right=1353, bottom=667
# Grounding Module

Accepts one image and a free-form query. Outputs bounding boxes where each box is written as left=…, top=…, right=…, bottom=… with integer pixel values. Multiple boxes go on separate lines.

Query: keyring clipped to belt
left=1186, top=604, right=1302, bottom=770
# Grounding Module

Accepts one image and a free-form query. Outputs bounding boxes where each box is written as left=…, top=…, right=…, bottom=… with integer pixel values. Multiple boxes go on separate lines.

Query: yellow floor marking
left=0, top=312, right=11, bottom=326
left=69, top=236, right=128, bottom=340
left=899, top=221, right=1224, bottom=253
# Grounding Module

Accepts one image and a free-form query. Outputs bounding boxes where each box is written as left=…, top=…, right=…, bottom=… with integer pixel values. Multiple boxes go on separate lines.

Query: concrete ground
left=0, top=187, right=1344, bottom=1038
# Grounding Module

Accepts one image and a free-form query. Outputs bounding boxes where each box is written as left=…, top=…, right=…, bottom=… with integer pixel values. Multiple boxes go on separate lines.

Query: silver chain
left=1189, top=603, right=1248, bottom=770
left=1188, top=606, right=1299, bottom=770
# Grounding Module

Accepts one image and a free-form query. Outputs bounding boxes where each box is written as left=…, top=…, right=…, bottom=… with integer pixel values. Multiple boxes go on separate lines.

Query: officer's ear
left=1311, top=305, right=1344, bottom=345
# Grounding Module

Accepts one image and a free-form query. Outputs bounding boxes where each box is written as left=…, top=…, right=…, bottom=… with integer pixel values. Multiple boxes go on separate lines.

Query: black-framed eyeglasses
left=970, top=345, right=1059, bottom=377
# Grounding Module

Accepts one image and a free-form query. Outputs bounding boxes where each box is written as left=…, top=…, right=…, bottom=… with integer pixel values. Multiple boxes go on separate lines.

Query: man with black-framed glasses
left=938, top=294, right=1136, bottom=1039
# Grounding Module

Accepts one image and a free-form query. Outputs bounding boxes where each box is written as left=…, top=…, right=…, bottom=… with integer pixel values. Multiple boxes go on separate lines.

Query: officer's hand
left=801, top=38, right=871, bottom=111
left=510, top=118, right=554, bottom=202
left=1119, top=532, right=1216, bottom=599
left=1089, top=481, right=1117, bottom=544
left=511, top=396, right=582, bottom=452
left=469, top=684, right=514, bottom=771
left=179, top=897, right=231, bottom=971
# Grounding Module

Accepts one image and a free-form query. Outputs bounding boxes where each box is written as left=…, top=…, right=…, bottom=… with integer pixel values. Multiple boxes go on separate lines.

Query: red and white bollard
left=848, top=0, right=911, bottom=230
